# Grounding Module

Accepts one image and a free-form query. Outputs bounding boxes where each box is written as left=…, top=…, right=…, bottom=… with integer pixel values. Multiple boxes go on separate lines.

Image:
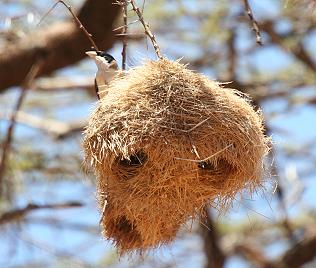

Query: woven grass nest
left=83, top=58, right=269, bottom=254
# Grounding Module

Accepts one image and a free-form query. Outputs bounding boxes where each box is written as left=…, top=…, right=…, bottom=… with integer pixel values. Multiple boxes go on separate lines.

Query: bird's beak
left=85, top=51, right=97, bottom=59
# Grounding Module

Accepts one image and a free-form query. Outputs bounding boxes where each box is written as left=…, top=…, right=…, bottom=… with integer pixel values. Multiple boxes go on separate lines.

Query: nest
left=83, top=58, right=270, bottom=254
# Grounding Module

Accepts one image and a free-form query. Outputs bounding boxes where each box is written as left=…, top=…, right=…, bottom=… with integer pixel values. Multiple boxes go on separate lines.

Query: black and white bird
left=86, top=50, right=119, bottom=99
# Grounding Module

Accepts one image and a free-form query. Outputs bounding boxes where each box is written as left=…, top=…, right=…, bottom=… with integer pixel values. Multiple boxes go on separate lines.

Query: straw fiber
left=83, top=59, right=269, bottom=253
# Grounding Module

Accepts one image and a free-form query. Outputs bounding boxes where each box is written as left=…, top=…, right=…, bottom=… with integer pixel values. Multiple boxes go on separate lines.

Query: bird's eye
left=198, top=161, right=209, bottom=169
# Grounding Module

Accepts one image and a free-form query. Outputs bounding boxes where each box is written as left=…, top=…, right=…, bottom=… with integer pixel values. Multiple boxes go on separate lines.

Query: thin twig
left=242, top=0, right=263, bottom=45
left=38, top=0, right=99, bottom=51
left=0, top=56, right=45, bottom=195
left=227, top=29, right=236, bottom=80
left=115, top=32, right=145, bottom=37
left=266, top=128, right=297, bottom=244
left=121, top=0, right=128, bottom=70
left=99, top=196, right=108, bottom=225
left=129, top=0, right=163, bottom=59
left=112, top=19, right=138, bottom=31
left=0, top=201, right=83, bottom=225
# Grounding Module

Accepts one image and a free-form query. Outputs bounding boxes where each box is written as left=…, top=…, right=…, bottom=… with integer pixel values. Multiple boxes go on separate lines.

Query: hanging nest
left=83, top=58, right=270, bottom=254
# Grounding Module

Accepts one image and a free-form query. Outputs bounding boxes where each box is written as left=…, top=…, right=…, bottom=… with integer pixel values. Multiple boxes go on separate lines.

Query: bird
left=86, top=50, right=119, bottom=100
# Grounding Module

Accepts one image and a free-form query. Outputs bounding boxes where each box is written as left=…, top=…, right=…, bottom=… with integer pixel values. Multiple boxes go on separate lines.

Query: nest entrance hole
left=106, top=215, right=143, bottom=247
left=114, top=151, right=148, bottom=180
left=117, top=216, right=137, bottom=235
left=198, top=158, right=234, bottom=176
left=117, top=151, right=148, bottom=168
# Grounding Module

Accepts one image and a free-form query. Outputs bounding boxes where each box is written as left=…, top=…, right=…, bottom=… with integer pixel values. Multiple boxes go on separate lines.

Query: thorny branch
left=242, top=0, right=263, bottom=45
left=121, top=0, right=128, bottom=70
left=129, top=0, right=163, bottom=59
left=39, top=0, right=99, bottom=51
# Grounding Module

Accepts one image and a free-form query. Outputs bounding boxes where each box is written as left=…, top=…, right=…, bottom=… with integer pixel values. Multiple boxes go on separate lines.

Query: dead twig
left=38, top=0, right=99, bottom=51
left=242, top=0, right=263, bottom=45
left=121, top=0, right=128, bottom=70
left=113, top=19, right=139, bottom=31
left=227, top=30, right=236, bottom=80
left=129, top=0, right=163, bottom=59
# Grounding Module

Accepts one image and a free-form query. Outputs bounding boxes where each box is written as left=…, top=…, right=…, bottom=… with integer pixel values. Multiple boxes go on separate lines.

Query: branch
left=120, top=0, right=128, bottom=70
left=0, top=111, right=87, bottom=139
left=260, top=20, right=316, bottom=72
left=129, top=0, right=163, bottom=59
left=0, top=0, right=120, bottom=92
left=242, top=0, right=263, bottom=45
left=234, top=243, right=275, bottom=268
left=227, top=29, right=236, bottom=80
left=0, top=201, right=83, bottom=225
left=39, top=0, right=99, bottom=51
left=0, top=57, right=45, bottom=195
left=200, top=207, right=226, bottom=268
left=33, top=77, right=93, bottom=91
left=273, top=232, right=316, bottom=268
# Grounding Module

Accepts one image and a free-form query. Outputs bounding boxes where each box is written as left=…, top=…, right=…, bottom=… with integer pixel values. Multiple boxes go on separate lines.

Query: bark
left=273, top=233, right=316, bottom=268
left=201, top=208, right=226, bottom=268
left=0, top=0, right=120, bottom=92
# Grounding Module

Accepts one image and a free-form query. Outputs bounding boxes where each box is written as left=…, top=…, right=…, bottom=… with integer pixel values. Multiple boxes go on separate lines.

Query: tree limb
left=0, top=57, right=45, bottom=195
left=273, top=232, right=316, bottom=268
left=0, top=201, right=83, bottom=225
left=0, top=111, right=87, bottom=139
left=260, top=20, right=316, bottom=72
left=0, top=0, right=120, bottom=92
left=200, top=207, right=226, bottom=268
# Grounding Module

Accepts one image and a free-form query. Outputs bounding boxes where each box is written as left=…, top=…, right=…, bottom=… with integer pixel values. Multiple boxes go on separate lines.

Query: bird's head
left=85, top=50, right=118, bottom=71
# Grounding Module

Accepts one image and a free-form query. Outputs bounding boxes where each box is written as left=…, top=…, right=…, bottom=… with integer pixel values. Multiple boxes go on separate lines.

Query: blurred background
left=0, top=0, right=316, bottom=267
